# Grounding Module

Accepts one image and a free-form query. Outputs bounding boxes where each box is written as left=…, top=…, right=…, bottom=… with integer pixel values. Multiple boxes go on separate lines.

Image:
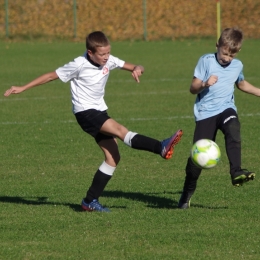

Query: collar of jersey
left=214, top=53, right=231, bottom=68
left=85, top=52, right=101, bottom=68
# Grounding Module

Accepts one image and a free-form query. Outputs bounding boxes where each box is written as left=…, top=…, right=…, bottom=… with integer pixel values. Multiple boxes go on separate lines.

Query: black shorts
left=75, top=109, right=114, bottom=143
left=193, top=108, right=239, bottom=143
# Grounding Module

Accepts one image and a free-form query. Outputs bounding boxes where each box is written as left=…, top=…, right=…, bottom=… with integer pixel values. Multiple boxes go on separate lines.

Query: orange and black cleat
left=160, top=129, right=183, bottom=159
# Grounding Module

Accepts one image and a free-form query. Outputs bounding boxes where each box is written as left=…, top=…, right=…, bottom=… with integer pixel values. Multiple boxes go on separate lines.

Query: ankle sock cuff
left=124, top=131, right=138, bottom=147
left=99, top=161, right=116, bottom=176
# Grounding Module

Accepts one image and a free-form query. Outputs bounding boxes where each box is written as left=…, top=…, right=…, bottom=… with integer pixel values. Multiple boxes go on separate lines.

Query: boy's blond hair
left=218, top=28, right=243, bottom=53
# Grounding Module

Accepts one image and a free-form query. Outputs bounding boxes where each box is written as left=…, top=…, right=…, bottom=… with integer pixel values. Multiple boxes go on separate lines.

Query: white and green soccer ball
left=191, top=139, right=221, bottom=169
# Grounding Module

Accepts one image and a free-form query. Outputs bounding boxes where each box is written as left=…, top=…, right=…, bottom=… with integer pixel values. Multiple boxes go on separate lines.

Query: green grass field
left=1, top=39, right=260, bottom=260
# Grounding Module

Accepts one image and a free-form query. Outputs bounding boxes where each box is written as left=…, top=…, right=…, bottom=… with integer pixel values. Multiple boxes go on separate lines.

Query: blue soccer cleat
left=81, top=199, right=111, bottom=212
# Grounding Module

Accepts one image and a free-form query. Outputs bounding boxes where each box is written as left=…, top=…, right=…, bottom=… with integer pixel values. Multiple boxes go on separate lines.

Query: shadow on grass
left=0, top=196, right=82, bottom=212
left=0, top=192, right=228, bottom=211
left=103, top=190, right=228, bottom=210
left=103, top=190, right=179, bottom=209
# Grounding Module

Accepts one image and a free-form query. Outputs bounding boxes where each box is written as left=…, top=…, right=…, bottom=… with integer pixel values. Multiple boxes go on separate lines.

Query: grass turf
left=1, top=39, right=260, bottom=259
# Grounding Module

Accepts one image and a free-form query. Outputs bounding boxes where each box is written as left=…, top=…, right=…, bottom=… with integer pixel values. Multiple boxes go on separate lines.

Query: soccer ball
left=191, top=139, right=221, bottom=169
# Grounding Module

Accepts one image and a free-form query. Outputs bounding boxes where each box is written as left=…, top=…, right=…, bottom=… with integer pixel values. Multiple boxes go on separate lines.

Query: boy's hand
left=190, top=75, right=218, bottom=94
left=132, top=65, right=144, bottom=83
left=4, top=86, right=25, bottom=97
left=204, top=75, right=218, bottom=87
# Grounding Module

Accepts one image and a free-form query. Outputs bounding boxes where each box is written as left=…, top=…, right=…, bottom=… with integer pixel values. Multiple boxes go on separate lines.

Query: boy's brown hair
left=218, top=28, right=243, bottom=53
left=86, top=31, right=110, bottom=53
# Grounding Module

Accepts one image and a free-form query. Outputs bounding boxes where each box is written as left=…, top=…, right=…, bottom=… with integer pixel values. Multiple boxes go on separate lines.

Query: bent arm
left=190, top=75, right=218, bottom=94
left=190, top=77, right=205, bottom=94
left=4, top=71, right=59, bottom=97
left=121, top=62, right=144, bottom=83
left=236, top=80, right=260, bottom=96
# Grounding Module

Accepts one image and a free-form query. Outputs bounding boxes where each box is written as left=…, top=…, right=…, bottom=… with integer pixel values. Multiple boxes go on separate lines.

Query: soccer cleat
left=81, top=199, right=111, bottom=212
left=231, top=169, right=255, bottom=187
left=178, top=191, right=194, bottom=209
left=161, top=129, right=183, bottom=159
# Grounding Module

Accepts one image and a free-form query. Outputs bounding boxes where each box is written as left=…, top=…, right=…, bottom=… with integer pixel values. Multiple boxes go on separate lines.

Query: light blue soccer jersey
left=193, top=53, right=244, bottom=121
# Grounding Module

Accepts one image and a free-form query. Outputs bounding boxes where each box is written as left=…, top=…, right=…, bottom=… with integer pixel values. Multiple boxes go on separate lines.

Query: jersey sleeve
left=235, top=66, right=245, bottom=83
left=56, top=57, right=85, bottom=83
left=194, top=55, right=207, bottom=81
left=107, top=55, right=125, bottom=70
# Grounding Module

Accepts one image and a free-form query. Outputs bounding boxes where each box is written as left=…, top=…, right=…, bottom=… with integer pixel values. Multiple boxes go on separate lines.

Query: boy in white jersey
left=178, top=28, right=260, bottom=209
left=4, top=31, right=182, bottom=212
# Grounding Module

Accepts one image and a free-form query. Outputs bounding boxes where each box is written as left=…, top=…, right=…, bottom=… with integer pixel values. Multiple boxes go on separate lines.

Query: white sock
left=123, top=131, right=138, bottom=147
left=99, top=161, right=116, bottom=176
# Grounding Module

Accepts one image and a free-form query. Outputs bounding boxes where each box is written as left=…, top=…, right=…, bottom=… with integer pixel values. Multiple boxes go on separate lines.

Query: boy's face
left=87, top=45, right=111, bottom=66
left=216, top=45, right=239, bottom=66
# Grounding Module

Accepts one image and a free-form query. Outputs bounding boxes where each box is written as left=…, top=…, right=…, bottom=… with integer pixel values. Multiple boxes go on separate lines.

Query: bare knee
left=110, top=151, right=121, bottom=165
left=106, top=152, right=121, bottom=167
left=112, top=124, right=128, bottom=141
left=101, top=119, right=128, bottom=140
left=99, top=137, right=121, bottom=167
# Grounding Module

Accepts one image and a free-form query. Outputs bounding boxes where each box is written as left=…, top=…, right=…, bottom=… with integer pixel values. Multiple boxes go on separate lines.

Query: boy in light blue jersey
left=178, top=28, right=260, bottom=209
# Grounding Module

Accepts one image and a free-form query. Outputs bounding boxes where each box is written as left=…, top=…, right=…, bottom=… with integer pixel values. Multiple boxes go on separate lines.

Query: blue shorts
left=75, top=109, right=114, bottom=143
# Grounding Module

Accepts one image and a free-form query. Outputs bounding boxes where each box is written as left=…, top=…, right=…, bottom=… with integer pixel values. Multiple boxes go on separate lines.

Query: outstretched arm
left=4, top=71, right=59, bottom=97
left=236, top=80, right=260, bottom=96
left=121, top=62, right=144, bottom=83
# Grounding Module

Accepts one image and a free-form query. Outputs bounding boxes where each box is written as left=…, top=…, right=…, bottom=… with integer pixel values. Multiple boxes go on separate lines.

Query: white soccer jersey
left=56, top=53, right=125, bottom=114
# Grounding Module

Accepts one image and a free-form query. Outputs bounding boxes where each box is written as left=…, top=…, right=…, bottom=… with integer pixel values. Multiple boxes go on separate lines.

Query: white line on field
left=1, top=113, right=260, bottom=125
left=0, top=90, right=189, bottom=102
left=0, top=96, right=68, bottom=101
left=1, top=76, right=260, bottom=102
left=2, top=76, right=259, bottom=86
left=108, top=78, right=190, bottom=83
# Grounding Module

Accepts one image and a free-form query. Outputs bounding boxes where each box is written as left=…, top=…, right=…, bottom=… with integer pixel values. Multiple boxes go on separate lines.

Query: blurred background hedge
left=1, top=0, right=260, bottom=41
